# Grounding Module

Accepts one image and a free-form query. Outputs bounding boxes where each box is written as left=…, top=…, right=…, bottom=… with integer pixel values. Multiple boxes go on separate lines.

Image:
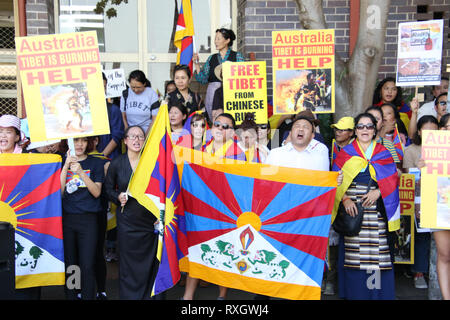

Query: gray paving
left=37, top=262, right=430, bottom=300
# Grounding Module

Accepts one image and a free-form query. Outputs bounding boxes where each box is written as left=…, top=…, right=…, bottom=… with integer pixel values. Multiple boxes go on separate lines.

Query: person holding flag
left=193, top=28, right=244, bottom=121
left=104, top=126, right=160, bottom=300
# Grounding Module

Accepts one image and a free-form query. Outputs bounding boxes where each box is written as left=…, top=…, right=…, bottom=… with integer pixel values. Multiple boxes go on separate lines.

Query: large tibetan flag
left=175, top=146, right=338, bottom=300
left=174, top=0, right=195, bottom=72
left=332, top=139, right=400, bottom=231
left=127, top=103, right=187, bottom=296
left=0, top=154, right=64, bottom=289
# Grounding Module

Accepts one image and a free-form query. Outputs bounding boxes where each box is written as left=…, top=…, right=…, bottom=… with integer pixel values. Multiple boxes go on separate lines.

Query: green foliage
left=94, top=0, right=129, bottom=19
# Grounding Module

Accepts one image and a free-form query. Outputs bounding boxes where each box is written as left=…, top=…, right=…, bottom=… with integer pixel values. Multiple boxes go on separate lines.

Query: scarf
left=332, top=139, right=400, bottom=232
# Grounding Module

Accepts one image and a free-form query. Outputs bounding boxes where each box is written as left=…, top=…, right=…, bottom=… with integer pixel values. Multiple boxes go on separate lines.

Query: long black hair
left=128, top=70, right=151, bottom=87
left=372, top=77, right=403, bottom=107
left=412, top=115, right=438, bottom=146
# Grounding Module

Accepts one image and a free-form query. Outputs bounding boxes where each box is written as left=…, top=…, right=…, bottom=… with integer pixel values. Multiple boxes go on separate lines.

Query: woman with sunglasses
left=202, top=113, right=246, bottom=162
left=104, top=126, right=160, bottom=300
left=434, top=93, right=448, bottom=123
left=332, top=112, right=400, bottom=300
left=192, top=28, right=244, bottom=120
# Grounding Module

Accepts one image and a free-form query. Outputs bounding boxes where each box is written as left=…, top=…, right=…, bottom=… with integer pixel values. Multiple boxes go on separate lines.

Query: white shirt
left=417, top=100, right=437, bottom=121
left=265, top=140, right=329, bottom=171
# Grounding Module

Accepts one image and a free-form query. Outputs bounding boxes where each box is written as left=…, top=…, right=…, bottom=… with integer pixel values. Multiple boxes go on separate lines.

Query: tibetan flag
left=0, top=154, right=64, bottom=289
left=332, top=139, right=400, bottom=231
left=392, top=124, right=404, bottom=161
left=174, top=0, right=195, bottom=72
left=330, top=139, right=339, bottom=165
left=128, top=103, right=187, bottom=296
left=175, top=146, right=338, bottom=300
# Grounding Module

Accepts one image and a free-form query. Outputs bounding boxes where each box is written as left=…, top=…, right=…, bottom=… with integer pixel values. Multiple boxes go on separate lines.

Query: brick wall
left=26, top=0, right=55, bottom=35
left=238, top=0, right=450, bottom=99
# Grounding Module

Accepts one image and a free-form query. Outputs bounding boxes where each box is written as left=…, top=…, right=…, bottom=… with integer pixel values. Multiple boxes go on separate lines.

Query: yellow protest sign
left=272, top=29, right=335, bottom=114
left=420, top=130, right=450, bottom=229
left=400, top=174, right=415, bottom=215
left=15, top=31, right=110, bottom=142
left=222, top=61, right=268, bottom=125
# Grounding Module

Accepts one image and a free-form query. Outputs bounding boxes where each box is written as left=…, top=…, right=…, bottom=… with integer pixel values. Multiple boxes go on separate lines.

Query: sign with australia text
left=272, top=29, right=335, bottom=115
left=175, top=146, right=338, bottom=300
left=15, top=31, right=110, bottom=142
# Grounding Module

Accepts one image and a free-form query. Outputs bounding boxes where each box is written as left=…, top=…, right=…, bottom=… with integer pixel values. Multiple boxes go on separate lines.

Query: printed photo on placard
left=274, top=68, right=332, bottom=114
left=40, top=82, right=93, bottom=139
left=436, top=176, right=450, bottom=229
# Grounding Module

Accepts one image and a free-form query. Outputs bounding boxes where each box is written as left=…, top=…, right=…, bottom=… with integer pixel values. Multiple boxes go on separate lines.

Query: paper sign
left=222, top=61, right=268, bottom=125
left=103, top=68, right=126, bottom=98
left=396, top=20, right=444, bottom=86
left=420, top=130, right=450, bottom=229
left=15, top=31, right=110, bottom=142
left=272, top=29, right=335, bottom=114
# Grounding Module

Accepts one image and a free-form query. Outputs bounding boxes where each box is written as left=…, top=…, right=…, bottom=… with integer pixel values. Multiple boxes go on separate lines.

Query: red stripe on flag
left=187, top=229, right=235, bottom=247
left=262, top=189, right=335, bottom=225
left=0, top=165, right=30, bottom=201
left=251, top=178, right=285, bottom=216
left=18, top=216, right=63, bottom=239
left=260, top=230, right=328, bottom=260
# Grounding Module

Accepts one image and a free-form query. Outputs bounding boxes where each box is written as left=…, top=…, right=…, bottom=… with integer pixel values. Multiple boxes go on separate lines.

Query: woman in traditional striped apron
left=332, top=112, right=401, bottom=300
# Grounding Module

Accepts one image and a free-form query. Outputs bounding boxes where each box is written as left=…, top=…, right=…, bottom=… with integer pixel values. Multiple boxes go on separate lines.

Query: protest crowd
left=1, top=21, right=450, bottom=302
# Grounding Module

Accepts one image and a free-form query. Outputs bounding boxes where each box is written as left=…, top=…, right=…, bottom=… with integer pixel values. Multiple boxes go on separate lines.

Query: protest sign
left=103, top=68, right=126, bottom=99
left=396, top=20, right=444, bottom=86
left=222, top=61, right=268, bottom=125
left=395, top=174, right=416, bottom=264
left=420, top=130, right=450, bottom=230
left=272, top=29, right=334, bottom=114
left=15, top=31, right=110, bottom=142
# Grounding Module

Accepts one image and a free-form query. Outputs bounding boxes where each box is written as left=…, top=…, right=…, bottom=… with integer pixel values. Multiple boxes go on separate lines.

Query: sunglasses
left=356, top=123, right=375, bottom=130
left=191, top=122, right=206, bottom=128
left=438, top=101, right=447, bottom=106
left=213, top=121, right=232, bottom=130
left=334, top=128, right=353, bottom=133
left=258, top=124, right=269, bottom=130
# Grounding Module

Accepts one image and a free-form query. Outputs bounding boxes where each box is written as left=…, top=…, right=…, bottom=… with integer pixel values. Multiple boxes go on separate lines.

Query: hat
left=214, top=64, right=223, bottom=81
left=293, top=109, right=320, bottom=126
left=0, top=114, right=26, bottom=141
left=331, top=117, right=355, bottom=130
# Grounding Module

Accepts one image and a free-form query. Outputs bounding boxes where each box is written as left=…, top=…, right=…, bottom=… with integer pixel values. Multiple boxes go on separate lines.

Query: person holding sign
left=193, top=28, right=244, bottom=121
left=120, top=70, right=159, bottom=135
left=0, top=115, right=26, bottom=154
left=431, top=115, right=450, bottom=300
left=403, top=115, right=439, bottom=289
left=60, top=137, right=105, bottom=300
left=372, top=77, right=412, bottom=132
left=332, top=112, right=400, bottom=300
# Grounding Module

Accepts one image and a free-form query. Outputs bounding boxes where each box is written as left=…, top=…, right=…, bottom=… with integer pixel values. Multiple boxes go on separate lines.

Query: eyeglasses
left=127, top=134, right=145, bottom=141
left=258, top=124, right=269, bottom=130
left=438, top=101, right=447, bottom=106
left=213, top=121, right=232, bottom=130
left=191, top=122, right=206, bottom=128
left=355, top=123, right=375, bottom=130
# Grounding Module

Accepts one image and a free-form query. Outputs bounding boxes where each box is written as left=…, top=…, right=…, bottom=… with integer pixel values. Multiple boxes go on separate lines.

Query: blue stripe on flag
left=181, top=163, right=238, bottom=221
left=259, top=184, right=334, bottom=222
left=224, top=173, right=254, bottom=214
left=185, top=211, right=236, bottom=232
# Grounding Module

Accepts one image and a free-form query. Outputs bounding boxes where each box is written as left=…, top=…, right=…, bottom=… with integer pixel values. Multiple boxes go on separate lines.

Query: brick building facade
left=237, top=0, right=450, bottom=98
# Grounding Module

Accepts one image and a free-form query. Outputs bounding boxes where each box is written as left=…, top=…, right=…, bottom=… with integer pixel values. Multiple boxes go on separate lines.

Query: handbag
left=333, top=179, right=372, bottom=237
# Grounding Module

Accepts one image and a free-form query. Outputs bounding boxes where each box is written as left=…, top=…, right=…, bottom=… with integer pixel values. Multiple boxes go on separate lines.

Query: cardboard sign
left=420, top=130, right=450, bottom=229
left=272, top=29, right=335, bottom=114
left=396, top=20, right=444, bottom=86
left=222, top=61, right=268, bottom=125
left=15, top=31, right=110, bottom=142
